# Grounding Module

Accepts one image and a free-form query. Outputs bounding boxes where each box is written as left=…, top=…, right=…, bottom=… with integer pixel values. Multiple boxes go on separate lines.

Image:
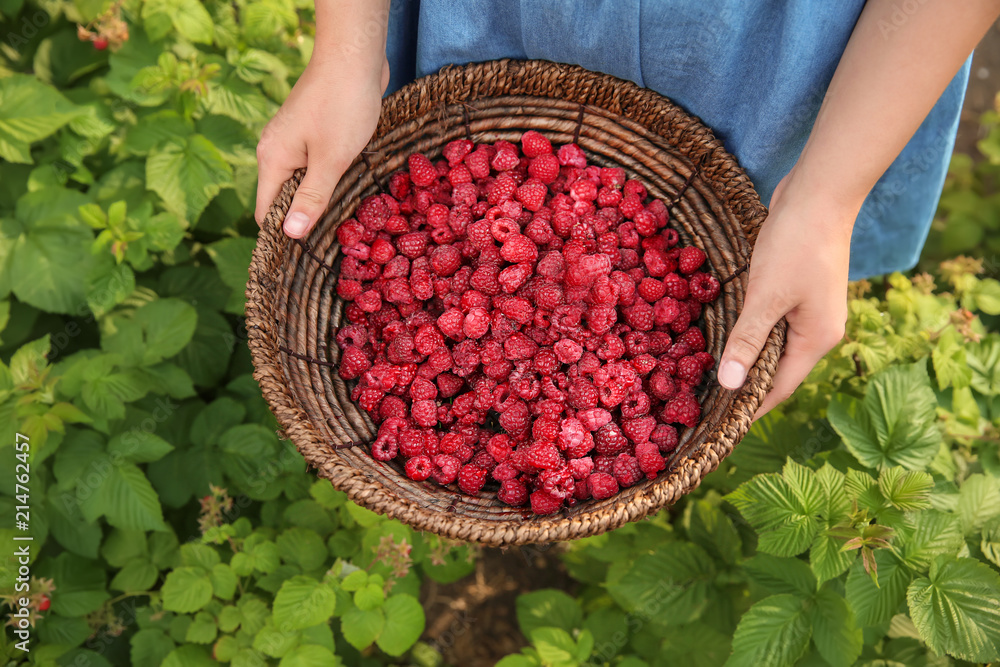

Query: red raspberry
left=488, top=173, right=519, bottom=205
left=409, top=377, right=438, bottom=402
left=498, top=400, right=530, bottom=434
left=539, top=467, right=575, bottom=500
left=567, top=378, right=599, bottom=409
left=408, top=154, right=437, bottom=187
left=597, top=334, right=626, bottom=361
left=405, top=455, right=433, bottom=481
left=516, top=179, right=547, bottom=212
left=338, top=346, right=371, bottom=380
left=629, top=354, right=657, bottom=377
left=501, top=234, right=539, bottom=264
left=398, top=428, right=424, bottom=457
left=637, top=278, right=666, bottom=302
left=633, top=210, right=658, bottom=236
left=650, top=424, right=679, bottom=452
left=371, top=434, right=398, bottom=460
left=412, top=399, right=438, bottom=427
left=600, top=167, right=626, bottom=189
left=530, top=489, right=563, bottom=515
left=430, top=245, right=462, bottom=277
left=389, top=172, right=411, bottom=199
left=594, top=423, right=628, bottom=456
left=635, top=441, right=665, bottom=478
left=457, top=464, right=488, bottom=495
left=521, top=130, right=553, bottom=157
left=463, top=307, right=490, bottom=339
left=652, top=297, right=681, bottom=326
left=648, top=369, right=676, bottom=401
left=431, top=454, right=460, bottom=484
left=577, top=409, right=611, bottom=433
left=677, top=356, right=704, bottom=385
left=397, top=232, right=429, bottom=259
left=613, top=453, right=643, bottom=487
left=662, top=393, right=701, bottom=428
left=553, top=338, right=583, bottom=364
left=689, top=272, right=721, bottom=303
left=527, top=443, right=564, bottom=469
left=588, top=472, right=619, bottom=500
left=694, top=351, right=715, bottom=370
left=676, top=327, right=706, bottom=352
left=666, top=340, right=693, bottom=360
left=678, top=246, right=706, bottom=274
left=337, top=219, right=364, bottom=248
left=357, top=195, right=390, bottom=231
left=620, top=389, right=651, bottom=419
left=528, top=154, right=560, bottom=183
left=621, top=415, right=656, bottom=444
left=443, top=139, right=473, bottom=166
left=623, top=301, right=654, bottom=331
left=498, top=478, right=529, bottom=506
left=534, top=349, right=559, bottom=375
left=491, top=147, right=520, bottom=171
left=568, top=457, right=594, bottom=480
left=498, top=263, right=531, bottom=293
left=557, top=144, right=587, bottom=168
left=504, top=332, right=539, bottom=360
left=492, top=461, right=519, bottom=482
left=662, top=273, right=690, bottom=300
left=569, top=179, right=598, bottom=203
left=619, top=194, right=644, bottom=220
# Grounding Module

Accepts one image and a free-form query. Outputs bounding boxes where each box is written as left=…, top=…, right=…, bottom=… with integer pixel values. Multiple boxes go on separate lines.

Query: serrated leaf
left=932, top=327, right=972, bottom=389
left=725, top=470, right=820, bottom=557
left=957, top=473, right=1000, bottom=535
left=827, top=362, right=940, bottom=470
left=967, top=335, right=1000, bottom=396
left=110, top=558, right=158, bottom=592
left=982, top=516, right=1000, bottom=568
left=278, top=645, right=337, bottom=667
left=878, top=467, right=933, bottom=511
left=271, top=576, right=336, bottom=631
left=743, top=553, right=816, bottom=596
left=376, top=594, right=425, bottom=656
left=86, top=460, right=167, bottom=531
left=11, top=224, right=93, bottom=313
left=815, top=463, right=853, bottom=523
left=107, top=431, right=174, bottom=463
left=146, top=134, right=232, bottom=222
left=907, top=556, right=1000, bottom=662
left=131, top=297, right=198, bottom=365
left=516, top=590, right=582, bottom=637
left=902, top=510, right=964, bottom=569
left=606, top=542, right=714, bottom=626
left=808, top=584, right=862, bottom=667
left=0, top=75, right=82, bottom=163
left=161, top=567, right=213, bottom=613
left=530, top=627, right=577, bottom=667
left=723, top=594, right=811, bottom=667
left=684, top=497, right=743, bottom=565
left=845, top=550, right=911, bottom=627
left=341, top=606, right=384, bottom=650
left=130, top=629, right=175, bottom=667
left=810, top=533, right=857, bottom=584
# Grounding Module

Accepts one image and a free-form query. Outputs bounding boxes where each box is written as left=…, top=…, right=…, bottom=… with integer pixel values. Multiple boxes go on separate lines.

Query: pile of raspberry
left=334, top=131, right=720, bottom=515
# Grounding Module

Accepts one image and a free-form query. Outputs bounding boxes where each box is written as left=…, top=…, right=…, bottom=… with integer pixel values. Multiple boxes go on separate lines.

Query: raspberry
left=558, top=418, right=595, bottom=457
left=557, top=144, right=587, bottom=168
left=528, top=154, right=560, bottom=183
left=677, top=356, right=704, bottom=385
left=623, top=301, right=654, bottom=331
left=371, top=435, right=398, bottom=461
left=648, top=369, right=676, bottom=401
left=357, top=195, right=390, bottom=231
left=689, top=272, right=721, bottom=303
left=397, top=232, right=429, bottom=259
left=430, top=245, right=462, bottom=277
left=431, top=454, right=460, bottom=484
left=568, top=457, right=594, bottom=480
left=504, top=332, right=539, bottom=360
left=491, top=147, right=520, bottom=171
left=539, top=467, right=575, bottom=500
left=595, top=423, right=629, bottom=456
left=521, top=130, right=553, bottom=158
left=593, top=455, right=616, bottom=475
left=463, top=307, right=490, bottom=339
left=588, top=472, right=619, bottom=500
left=663, top=273, right=690, bottom=300
left=408, top=154, right=437, bottom=187
left=443, top=139, right=473, bottom=166
left=678, top=246, right=706, bottom=274
left=597, top=334, right=626, bottom=361
left=398, top=428, right=424, bottom=457
left=635, top=441, right=665, bottom=478
left=650, top=424, right=679, bottom=452
left=567, top=378, right=599, bottom=409
left=577, top=408, right=612, bottom=431
left=637, top=278, right=666, bottom=303
left=662, top=393, right=701, bottom=428
left=620, top=389, right=651, bottom=418
left=500, top=234, right=539, bottom=264
left=457, top=464, right=488, bottom=495
left=621, top=415, right=656, bottom=444
left=498, top=400, right=530, bottom=434
left=498, top=263, right=531, bottom=293
left=488, top=173, right=519, bottom=205
left=338, top=346, right=371, bottom=380
left=405, top=455, right=433, bottom=481
left=676, top=327, right=706, bottom=352
left=629, top=354, right=657, bottom=377
left=694, top=351, right=716, bottom=370
left=530, top=490, right=563, bottom=515
left=613, top=454, right=643, bottom=487
left=553, top=338, right=583, bottom=364
left=389, top=172, right=411, bottom=199
left=498, top=478, right=529, bottom=506
left=516, top=179, right=547, bottom=212
left=412, top=399, right=438, bottom=427
left=527, top=443, right=563, bottom=469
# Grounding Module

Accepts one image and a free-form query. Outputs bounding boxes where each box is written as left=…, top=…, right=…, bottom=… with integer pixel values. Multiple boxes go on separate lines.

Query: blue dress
left=384, top=0, right=971, bottom=281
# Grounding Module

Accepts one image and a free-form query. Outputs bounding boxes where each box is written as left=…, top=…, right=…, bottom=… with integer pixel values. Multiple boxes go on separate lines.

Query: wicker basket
left=246, top=59, right=785, bottom=546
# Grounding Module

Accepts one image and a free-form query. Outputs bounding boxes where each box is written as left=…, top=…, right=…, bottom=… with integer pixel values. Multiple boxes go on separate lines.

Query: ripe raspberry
left=501, top=234, right=539, bottom=264
left=662, top=393, right=701, bottom=428
left=371, top=435, right=398, bottom=461
left=539, top=467, right=575, bottom=500
left=498, top=478, right=529, bottom=506
left=457, top=464, right=488, bottom=495
left=613, top=453, right=643, bottom=487
left=553, top=338, right=583, bottom=364
left=443, top=139, right=473, bottom=166
left=405, top=455, right=433, bottom=481
left=431, top=454, right=460, bottom=484
left=620, top=389, right=651, bottom=418
left=516, top=180, right=547, bottom=212
left=677, top=356, right=704, bottom=385
left=594, top=423, right=629, bottom=456
left=650, top=424, right=679, bottom=452
left=637, top=278, right=666, bottom=303
left=694, top=351, right=715, bottom=370
left=629, top=354, right=658, bottom=377
left=528, top=153, right=560, bottom=183
left=635, top=441, right=665, bottom=478
left=623, top=301, right=654, bottom=331
left=530, top=489, right=563, bottom=515
left=397, top=428, right=424, bottom=457
left=556, top=143, right=587, bottom=168
left=356, top=290, right=381, bottom=313
left=338, top=346, right=371, bottom=380
left=463, top=307, right=491, bottom=339
left=678, top=246, right=706, bottom=274
left=408, top=153, right=437, bottom=187
left=568, top=457, right=594, bottom=480
left=527, top=443, right=564, bottom=469
left=411, top=399, right=438, bottom=427
left=689, top=272, right=721, bottom=303
left=491, top=147, right=520, bottom=171
left=521, top=130, right=553, bottom=158
left=397, top=232, right=429, bottom=259
left=357, top=195, right=390, bottom=230
left=662, top=273, right=690, bottom=300
left=504, top=332, right=539, bottom=360
left=498, top=400, right=530, bottom=434
left=588, top=472, right=619, bottom=500
left=498, top=263, right=531, bottom=293
left=488, top=173, right=519, bottom=205
left=648, top=369, right=676, bottom=401
left=430, top=245, right=462, bottom=277
left=676, top=327, right=706, bottom=352
left=621, top=415, right=656, bottom=444
left=567, top=378, right=599, bottom=410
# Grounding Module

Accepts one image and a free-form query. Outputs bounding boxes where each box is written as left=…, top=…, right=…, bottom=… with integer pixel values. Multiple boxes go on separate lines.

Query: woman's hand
left=717, top=176, right=855, bottom=418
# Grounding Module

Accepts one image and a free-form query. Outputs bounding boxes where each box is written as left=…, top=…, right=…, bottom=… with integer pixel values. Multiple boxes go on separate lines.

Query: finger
left=283, top=157, right=347, bottom=239
left=718, top=290, right=786, bottom=390
left=255, top=142, right=300, bottom=227
left=753, top=320, right=845, bottom=420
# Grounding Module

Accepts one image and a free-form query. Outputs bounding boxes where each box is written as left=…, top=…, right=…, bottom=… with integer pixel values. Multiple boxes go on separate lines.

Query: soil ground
left=417, top=23, right=1000, bottom=667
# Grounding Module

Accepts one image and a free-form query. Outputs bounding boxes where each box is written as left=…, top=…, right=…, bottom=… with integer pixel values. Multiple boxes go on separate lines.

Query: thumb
left=718, top=291, right=785, bottom=390
left=283, top=158, right=347, bottom=239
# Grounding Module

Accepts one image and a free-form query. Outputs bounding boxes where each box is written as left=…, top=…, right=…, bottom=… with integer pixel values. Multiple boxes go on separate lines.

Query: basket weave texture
left=246, top=59, right=786, bottom=546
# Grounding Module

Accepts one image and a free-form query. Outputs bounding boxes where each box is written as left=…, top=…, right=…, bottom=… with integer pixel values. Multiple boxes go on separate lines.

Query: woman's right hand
left=254, top=52, right=389, bottom=239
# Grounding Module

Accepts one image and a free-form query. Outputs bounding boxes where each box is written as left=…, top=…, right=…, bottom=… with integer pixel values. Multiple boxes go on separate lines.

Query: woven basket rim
left=245, top=59, right=785, bottom=546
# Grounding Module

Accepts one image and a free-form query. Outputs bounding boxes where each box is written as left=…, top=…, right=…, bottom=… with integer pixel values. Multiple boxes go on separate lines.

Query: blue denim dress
left=384, top=0, right=971, bottom=280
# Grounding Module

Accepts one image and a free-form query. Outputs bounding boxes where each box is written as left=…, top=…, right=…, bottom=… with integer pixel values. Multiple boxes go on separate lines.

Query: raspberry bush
left=2, top=0, right=1000, bottom=665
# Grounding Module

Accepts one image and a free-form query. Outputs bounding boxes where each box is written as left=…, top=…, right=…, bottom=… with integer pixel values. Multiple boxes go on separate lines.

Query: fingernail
left=718, top=360, right=746, bottom=389
left=284, top=212, right=310, bottom=237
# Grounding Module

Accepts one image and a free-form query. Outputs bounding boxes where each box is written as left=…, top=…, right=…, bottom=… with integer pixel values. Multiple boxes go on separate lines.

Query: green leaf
left=130, top=298, right=199, bottom=365
left=827, top=362, right=940, bottom=470
left=142, top=0, right=214, bottom=43
left=175, top=306, right=234, bottom=386
left=11, top=224, right=93, bottom=313
left=516, top=590, right=583, bottom=637
left=743, top=553, right=816, bottom=596
left=206, top=235, right=255, bottom=300
left=161, top=645, right=215, bottom=667
left=967, top=335, right=1000, bottom=396
left=0, top=75, right=82, bottom=163
left=957, top=473, right=1000, bottom=535
left=725, top=469, right=820, bottom=558
left=530, top=627, right=578, bottom=667
left=96, top=461, right=167, bottom=531
left=354, top=582, right=384, bottom=610
left=724, top=594, right=812, bottom=667
left=253, top=618, right=299, bottom=657
left=272, top=576, right=337, bottom=631
left=185, top=612, right=217, bottom=644
left=161, top=567, right=214, bottom=613
left=981, top=516, right=1000, bottom=568
left=276, top=526, right=328, bottom=572
left=844, top=550, right=911, bottom=627
left=973, top=278, right=1000, bottom=315
left=107, top=431, right=174, bottom=463
left=10, top=334, right=51, bottom=385
left=279, top=645, right=338, bottom=667
left=877, top=467, right=933, bottom=511
left=341, top=606, right=385, bottom=651
left=146, top=134, right=232, bottom=222
left=39, top=553, right=109, bottom=616
left=110, top=558, right=158, bottom=592
left=46, top=487, right=102, bottom=558
left=932, top=327, right=972, bottom=389
left=606, top=542, right=714, bottom=626
left=907, top=556, right=1000, bottom=662
left=808, top=584, right=862, bottom=667
left=87, top=259, right=135, bottom=318
left=901, top=510, right=964, bottom=569
left=122, top=110, right=193, bottom=155
left=211, top=563, right=238, bottom=600
left=683, top=497, right=743, bottom=565
left=130, top=629, right=175, bottom=667
left=376, top=594, right=425, bottom=656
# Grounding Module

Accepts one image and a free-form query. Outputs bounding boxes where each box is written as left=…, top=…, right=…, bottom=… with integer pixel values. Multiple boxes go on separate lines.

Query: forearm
left=783, top=0, right=1000, bottom=226
left=311, top=0, right=391, bottom=73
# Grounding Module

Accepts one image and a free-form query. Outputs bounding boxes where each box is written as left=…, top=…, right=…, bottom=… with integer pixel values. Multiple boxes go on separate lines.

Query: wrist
left=771, top=166, right=865, bottom=243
